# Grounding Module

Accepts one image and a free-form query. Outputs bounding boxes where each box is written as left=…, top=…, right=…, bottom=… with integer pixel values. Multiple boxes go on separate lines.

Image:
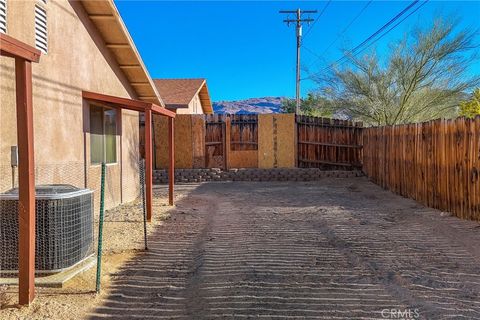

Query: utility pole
left=280, top=9, right=316, bottom=115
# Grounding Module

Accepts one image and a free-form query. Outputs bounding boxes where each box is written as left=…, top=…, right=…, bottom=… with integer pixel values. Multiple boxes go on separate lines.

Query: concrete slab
left=0, top=256, right=96, bottom=288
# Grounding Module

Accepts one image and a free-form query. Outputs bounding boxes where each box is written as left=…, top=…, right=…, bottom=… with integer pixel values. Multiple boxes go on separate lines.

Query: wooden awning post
left=1, top=33, right=40, bottom=306
left=168, top=117, right=174, bottom=206
left=15, top=58, right=36, bottom=305
left=145, top=109, right=153, bottom=221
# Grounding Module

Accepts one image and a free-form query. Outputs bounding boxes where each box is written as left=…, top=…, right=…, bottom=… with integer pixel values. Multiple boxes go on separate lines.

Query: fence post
left=225, top=115, right=231, bottom=170
left=294, top=114, right=298, bottom=168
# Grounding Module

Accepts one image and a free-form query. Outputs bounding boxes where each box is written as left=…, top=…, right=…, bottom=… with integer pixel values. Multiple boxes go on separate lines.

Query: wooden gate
left=297, top=115, right=363, bottom=169
left=230, top=114, right=258, bottom=151
left=205, top=114, right=226, bottom=168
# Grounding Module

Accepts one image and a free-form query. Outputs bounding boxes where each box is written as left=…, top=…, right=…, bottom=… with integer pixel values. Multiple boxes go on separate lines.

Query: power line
left=303, top=0, right=372, bottom=73
left=303, top=45, right=324, bottom=61
left=313, top=0, right=424, bottom=76
left=352, top=0, right=430, bottom=58
left=303, top=0, right=332, bottom=39
left=349, top=0, right=419, bottom=55
left=321, top=1, right=373, bottom=56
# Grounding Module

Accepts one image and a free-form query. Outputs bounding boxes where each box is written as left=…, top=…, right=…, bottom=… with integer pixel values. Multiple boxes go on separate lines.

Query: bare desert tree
left=312, top=18, right=479, bottom=126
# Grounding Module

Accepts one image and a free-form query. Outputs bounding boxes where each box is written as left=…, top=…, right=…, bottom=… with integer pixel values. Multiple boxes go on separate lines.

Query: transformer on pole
left=279, top=8, right=317, bottom=115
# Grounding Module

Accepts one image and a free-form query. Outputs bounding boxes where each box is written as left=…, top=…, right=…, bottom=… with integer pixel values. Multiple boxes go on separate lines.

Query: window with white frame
left=90, top=105, right=118, bottom=164
left=34, top=4, right=47, bottom=54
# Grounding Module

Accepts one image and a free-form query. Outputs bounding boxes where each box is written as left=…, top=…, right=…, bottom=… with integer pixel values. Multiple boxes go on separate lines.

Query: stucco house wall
left=0, top=0, right=140, bottom=209
left=174, top=94, right=203, bottom=115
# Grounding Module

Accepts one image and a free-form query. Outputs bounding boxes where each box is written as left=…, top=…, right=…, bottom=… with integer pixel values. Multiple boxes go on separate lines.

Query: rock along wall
left=153, top=168, right=363, bottom=184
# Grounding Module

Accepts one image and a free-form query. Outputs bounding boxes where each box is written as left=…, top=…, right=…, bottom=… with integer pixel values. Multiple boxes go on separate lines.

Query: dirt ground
left=0, top=188, right=190, bottom=320
left=3, top=178, right=480, bottom=319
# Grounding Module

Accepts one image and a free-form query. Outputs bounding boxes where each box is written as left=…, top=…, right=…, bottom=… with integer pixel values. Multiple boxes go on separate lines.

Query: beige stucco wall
left=0, top=0, right=140, bottom=209
left=258, top=114, right=296, bottom=168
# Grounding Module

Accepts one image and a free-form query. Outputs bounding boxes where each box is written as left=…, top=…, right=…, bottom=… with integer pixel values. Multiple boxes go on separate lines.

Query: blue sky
left=115, top=1, right=480, bottom=102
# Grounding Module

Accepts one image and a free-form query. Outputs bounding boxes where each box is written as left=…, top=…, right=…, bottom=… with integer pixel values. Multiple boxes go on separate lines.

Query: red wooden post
left=168, top=117, right=174, bottom=205
left=15, top=58, right=36, bottom=305
left=225, top=116, right=231, bottom=170
left=145, top=109, right=153, bottom=221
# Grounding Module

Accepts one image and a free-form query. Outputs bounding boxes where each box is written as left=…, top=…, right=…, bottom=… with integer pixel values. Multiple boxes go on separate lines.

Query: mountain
left=213, top=97, right=284, bottom=114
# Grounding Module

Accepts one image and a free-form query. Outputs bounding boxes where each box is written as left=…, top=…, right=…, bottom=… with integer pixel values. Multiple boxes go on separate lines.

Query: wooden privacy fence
left=158, top=114, right=363, bottom=169
left=230, top=114, right=258, bottom=151
left=297, top=115, right=363, bottom=169
left=204, top=114, right=259, bottom=168
left=363, top=116, right=480, bottom=221
left=205, top=114, right=226, bottom=168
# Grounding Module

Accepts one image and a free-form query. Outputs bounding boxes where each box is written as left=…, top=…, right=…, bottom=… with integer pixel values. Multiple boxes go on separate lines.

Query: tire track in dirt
left=89, top=180, right=480, bottom=320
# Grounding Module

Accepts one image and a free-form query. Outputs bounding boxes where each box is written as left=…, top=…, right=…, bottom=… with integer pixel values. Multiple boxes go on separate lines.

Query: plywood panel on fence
left=258, top=114, right=295, bottom=168
left=363, top=116, right=480, bottom=221
left=191, top=115, right=206, bottom=168
left=297, top=116, right=363, bottom=169
left=228, top=114, right=258, bottom=168
left=154, top=114, right=193, bottom=169
left=153, top=115, right=168, bottom=169
left=229, top=150, right=258, bottom=168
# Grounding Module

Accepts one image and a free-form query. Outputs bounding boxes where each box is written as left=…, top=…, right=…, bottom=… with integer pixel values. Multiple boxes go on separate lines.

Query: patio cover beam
left=82, top=91, right=176, bottom=118
left=0, top=33, right=41, bottom=63
left=0, top=33, right=41, bottom=305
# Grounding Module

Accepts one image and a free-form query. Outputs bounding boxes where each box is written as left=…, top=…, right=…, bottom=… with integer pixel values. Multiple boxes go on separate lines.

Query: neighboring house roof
left=153, top=79, right=213, bottom=114
left=79, top=0, right=164, bottom=106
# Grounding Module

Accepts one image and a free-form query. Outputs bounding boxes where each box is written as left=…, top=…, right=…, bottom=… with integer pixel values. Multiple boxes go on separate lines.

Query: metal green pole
left=95, top=162, right=106, bottom=293
left=140, top=159, right=148, bottom=250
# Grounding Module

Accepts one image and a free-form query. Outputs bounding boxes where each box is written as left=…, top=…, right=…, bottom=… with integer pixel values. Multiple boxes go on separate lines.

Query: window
left=90, top=105, right=117, bottom=164
left=34, top=4, right=47, bottom=54
left=0, top=0, right=6, bottom=34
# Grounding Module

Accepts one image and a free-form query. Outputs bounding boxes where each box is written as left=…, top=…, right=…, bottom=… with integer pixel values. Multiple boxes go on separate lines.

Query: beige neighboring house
left=0, top=0, right=164, bottom=209
left=154, top=79, right=213, bottom=114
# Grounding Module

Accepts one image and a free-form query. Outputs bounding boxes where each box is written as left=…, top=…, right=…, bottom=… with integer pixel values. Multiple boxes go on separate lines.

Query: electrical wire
left=348, top=0, right=419, bottom=55
left=321, top=1, right=373, bottom=56
left=303, top=0, right=332, bottom=39
left=310, top=0, right=427, bottom=77
left=352, top=0, right=430, bottom=58
left=302, top=0, right=373, bottom=72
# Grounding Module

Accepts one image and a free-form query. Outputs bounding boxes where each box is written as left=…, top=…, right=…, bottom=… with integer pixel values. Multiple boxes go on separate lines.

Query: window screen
left=104, top=109, right=117, bottom=164
left=89, top=105, right=117, bottom=164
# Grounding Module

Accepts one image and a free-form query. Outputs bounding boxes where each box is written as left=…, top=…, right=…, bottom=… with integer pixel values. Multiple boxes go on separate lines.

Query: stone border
left=153, top=168, right=364, bottom=184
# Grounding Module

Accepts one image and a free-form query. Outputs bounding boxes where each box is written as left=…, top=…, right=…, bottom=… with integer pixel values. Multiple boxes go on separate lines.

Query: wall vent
left=0, top=0, right=7, bottom=34
left=35, top=5, right=48, bottom=54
